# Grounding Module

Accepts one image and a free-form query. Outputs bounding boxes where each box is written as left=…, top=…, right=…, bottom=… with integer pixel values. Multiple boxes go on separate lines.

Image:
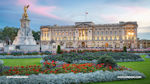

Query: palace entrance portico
left=81, top=42, right=86, bottom=48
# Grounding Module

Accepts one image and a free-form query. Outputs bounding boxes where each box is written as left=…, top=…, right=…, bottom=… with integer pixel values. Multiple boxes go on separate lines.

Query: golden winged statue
left=23, top=5, right=30, bottom=18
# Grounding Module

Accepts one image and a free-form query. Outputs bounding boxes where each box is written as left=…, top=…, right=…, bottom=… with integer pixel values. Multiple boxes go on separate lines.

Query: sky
left=0, top=0, right=150, bottom=39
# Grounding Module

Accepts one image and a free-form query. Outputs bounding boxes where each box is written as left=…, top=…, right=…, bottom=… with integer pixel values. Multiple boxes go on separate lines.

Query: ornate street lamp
left=38, top=32, right=41, bottom=52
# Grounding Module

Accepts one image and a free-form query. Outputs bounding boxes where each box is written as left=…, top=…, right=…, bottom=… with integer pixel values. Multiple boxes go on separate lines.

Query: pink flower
left=52, top=60, right=54, bottom=63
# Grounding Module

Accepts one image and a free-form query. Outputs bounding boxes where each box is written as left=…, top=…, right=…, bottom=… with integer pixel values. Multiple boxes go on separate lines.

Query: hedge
left=43, top=52, right=144, bottom=63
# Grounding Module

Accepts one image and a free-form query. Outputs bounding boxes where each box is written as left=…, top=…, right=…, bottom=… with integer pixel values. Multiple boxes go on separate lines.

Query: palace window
left=99, top=37, right=101, bottom=40
left=95, top=36, right=97, bottom=40
left=97, top=31, right=99, bottom=35
left=115, top=31, right=117, bottom=35
left=106, top=31, right=108, bottom=34
left=97, top=37, right=99, bottom=40
left=103, top=37, right=106, bottom=40
left=73, top=32, right=75, bottom=35
left=112, top=36, right=114, bottom=40
left=101, top=37, right=103, bottom=40
left=108, top=37, right=110, bottom=40
left=101, top=31, right=103, bottom=35
left=110, top=31, right=112, bottom=35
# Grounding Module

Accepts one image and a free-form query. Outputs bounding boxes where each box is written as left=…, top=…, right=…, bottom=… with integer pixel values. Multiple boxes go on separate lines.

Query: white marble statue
left=13, top=5, right=36, bottom=45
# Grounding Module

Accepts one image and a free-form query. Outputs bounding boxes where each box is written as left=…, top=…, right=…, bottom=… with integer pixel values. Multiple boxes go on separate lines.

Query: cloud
left=17, top=0, right=61, bottom=20
left=138, top=26, right=150, bottom=33
left=99, top=5, right=150, bottom=27
left=138, top=32, right=150, bottom=40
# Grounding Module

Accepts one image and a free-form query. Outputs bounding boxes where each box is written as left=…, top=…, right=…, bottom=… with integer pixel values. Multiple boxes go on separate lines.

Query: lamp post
left=38, top=32, right=41, bottom=52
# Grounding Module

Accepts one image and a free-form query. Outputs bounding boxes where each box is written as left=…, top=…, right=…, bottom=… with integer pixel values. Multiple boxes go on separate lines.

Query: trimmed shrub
left=123, top=46, right=127, bottom=52
left=57, top=45, right=62, bottom=54
left=97, top=55, right=117, bottom=68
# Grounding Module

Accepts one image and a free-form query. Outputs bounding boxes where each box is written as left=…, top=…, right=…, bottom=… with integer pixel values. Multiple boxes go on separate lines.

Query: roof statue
left=23, top=5, right=29, bottom=19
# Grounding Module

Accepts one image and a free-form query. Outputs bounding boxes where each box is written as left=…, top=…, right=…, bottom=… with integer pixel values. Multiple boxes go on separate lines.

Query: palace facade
left=40, top=21, right=138, bottom=49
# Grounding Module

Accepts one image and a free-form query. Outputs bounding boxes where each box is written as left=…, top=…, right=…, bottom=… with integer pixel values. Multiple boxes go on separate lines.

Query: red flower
left=21, top=66, right=24, bottom=68
left=26, top=74, right=29, bottom=76
left=38, top=65, right=41, bottom=67
left=16, top=71, right=19, bottom=74
left=36, top=69, right=39, bottom=72
left=43, top=62, right=46, bottom=65
left=109, top=66, right=112, bottom=70
left=49, top=71, right=53, bottom=73
left=52, top=64, right=56, bottom=66
left=44, top=70, right=47, bottom=73
left=99, top=65, right=102, bottom=68
left=54, top=71, right=57, bottom=73
left=101, top=63, right=104, bottom=65
left=12, top=69, right=16, bottom=71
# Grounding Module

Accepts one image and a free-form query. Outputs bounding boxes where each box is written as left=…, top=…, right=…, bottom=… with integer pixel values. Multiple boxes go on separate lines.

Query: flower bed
left=43, top=52, right=143, bottom=63
left=0, top=62, right=129, bottom=76
left=0, top=55, right=48, bottom=59
left=0, top=70, right=145, bottom=84
left=0, top=60, right=146, bottom=84
left=146, top=54, right=150, bottom=58
left=0, top=51, right=52, bottom=56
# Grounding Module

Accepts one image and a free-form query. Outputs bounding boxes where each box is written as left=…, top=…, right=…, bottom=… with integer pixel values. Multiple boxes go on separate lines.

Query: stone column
left=140, top=44, right=143, bottom=49
left=120, top=42, right=123, bottom=49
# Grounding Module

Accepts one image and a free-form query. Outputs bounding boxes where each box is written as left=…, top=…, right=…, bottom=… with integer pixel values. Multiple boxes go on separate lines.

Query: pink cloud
left=113, top=5, right=150, bottom=14
left=17, top=0, right=61, bottom=20
left=100, top=15, right=118, bottom=22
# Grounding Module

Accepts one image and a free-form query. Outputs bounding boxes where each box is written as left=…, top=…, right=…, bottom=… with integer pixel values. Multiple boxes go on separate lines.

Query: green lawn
left=1, top=55, right=150, bottom=84
left=90, top=55, right=150, bottom=84
left=2, top=58, right=42, bottom=66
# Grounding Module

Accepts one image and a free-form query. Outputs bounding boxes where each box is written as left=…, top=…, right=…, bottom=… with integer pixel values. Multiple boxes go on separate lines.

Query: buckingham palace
left=40, top=21, right=138, bottom=49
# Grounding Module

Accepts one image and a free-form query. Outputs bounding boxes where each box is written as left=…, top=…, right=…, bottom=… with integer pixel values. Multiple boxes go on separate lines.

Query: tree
left=2, top=26, right=19, bottom=44
left=32, top=30, right=40, bottom=41
left=0, top=29, right=4, bottom=40
left=56, top=45, right=62, bottom=54
left=0, top=26, right=40, bottom=45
